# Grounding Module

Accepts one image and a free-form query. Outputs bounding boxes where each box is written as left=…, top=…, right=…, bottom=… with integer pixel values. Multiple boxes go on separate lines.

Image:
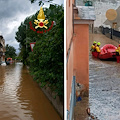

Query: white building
left=76, top=0, right=120, bottom=29
left=0, top=35, right=5, bottom=64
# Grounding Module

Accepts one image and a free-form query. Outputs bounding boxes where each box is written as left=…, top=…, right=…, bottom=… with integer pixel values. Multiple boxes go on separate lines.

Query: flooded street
left=74, top=33, right=120, bottom=120
left=0, top=63, right=61, bottom=120
left=89, top=34, right=120, bottom=120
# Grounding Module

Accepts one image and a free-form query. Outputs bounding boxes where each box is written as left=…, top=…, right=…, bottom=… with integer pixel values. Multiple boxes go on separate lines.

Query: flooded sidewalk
left=74, top=34, right=120, bottom=120
left=0, top=63, right=61, bottom=120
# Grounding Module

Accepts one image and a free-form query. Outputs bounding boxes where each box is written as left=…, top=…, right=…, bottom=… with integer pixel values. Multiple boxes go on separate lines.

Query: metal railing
left=101, top=26, right=120, bottom=39
left=113, top=29, right=120, bottom=38
left=67, top=76, right=76, bottom=120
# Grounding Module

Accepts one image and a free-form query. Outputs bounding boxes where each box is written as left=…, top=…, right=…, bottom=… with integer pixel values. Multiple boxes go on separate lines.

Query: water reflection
left=0, top=63, right=61, bottom=120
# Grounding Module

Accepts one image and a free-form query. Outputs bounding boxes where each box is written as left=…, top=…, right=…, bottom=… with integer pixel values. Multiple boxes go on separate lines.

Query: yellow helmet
left=97, top=42, right=101, bottom=45
left=93, top=41, right=97, bottom=44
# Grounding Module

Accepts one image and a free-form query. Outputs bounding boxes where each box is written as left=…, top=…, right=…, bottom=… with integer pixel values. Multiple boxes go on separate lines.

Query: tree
left=5, top=44, right=17, bottom=59
left=29, top=5, right=64, bottom=98
left=30, top=0, right=53, bottom=6
left=15, top=4, right=64, bottom=98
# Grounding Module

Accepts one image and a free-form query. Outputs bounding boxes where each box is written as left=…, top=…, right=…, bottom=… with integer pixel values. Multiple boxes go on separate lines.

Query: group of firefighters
left=90, top=41, right=101, bottom=53
left=91, top=41, right=120, bottom=55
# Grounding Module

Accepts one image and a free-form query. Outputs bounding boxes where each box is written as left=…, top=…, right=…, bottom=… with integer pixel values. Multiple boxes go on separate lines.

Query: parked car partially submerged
left=92, top=44, right=117, bottom=59
left=6, top=58, right=13, bottom=65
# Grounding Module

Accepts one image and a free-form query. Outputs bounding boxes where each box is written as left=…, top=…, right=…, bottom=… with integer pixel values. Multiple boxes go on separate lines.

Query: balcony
left=0, top=52, right=3, bottom=57
left=0, top=48, right=3, bottom=52
left=0, top=40, right=5, bottom=47
left=74, top=0, right=95, bottom=20
left=74, top=6, right=96, bottom=26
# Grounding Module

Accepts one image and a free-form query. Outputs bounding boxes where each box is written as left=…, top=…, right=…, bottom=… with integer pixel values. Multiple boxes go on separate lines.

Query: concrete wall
left=39, top=83, right=63, bottom=119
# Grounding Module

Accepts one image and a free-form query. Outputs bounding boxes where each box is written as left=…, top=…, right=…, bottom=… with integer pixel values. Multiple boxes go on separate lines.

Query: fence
left=101, top=26, right=120, bottom=39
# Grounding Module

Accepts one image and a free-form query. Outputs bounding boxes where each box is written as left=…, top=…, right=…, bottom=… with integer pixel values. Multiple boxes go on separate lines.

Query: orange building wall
left=67, top=0, right=89, bottom=111
left=66, top=0, right=74, bottom=110
left=67, top=43, right=73, bottom=110
left=73, top=24, right=89, bottom=90
left=66, top=0, right=73, bottom=53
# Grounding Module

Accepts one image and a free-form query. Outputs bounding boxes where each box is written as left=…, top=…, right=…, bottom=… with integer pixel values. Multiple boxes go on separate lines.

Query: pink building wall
left=66, top=0, right=74, bottom=110
left=66, top=0, right=91, bottom=112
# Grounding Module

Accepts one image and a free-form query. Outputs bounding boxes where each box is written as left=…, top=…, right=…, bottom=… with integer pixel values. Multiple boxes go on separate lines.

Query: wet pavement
left=0, top=63, right=61, bottom=120
left=74, top=34, right=120, bottom=120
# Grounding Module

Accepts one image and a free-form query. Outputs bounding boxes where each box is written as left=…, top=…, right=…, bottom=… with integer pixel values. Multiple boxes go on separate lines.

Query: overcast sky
left=0, top=0, right=63, bottom=53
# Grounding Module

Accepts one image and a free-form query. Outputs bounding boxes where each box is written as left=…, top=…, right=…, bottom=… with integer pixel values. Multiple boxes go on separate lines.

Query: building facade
left=76, top=0, right=120, bottom=28
left=0, top=35, right=5, bottom=64
left=66, top=0, right=95, bottom=119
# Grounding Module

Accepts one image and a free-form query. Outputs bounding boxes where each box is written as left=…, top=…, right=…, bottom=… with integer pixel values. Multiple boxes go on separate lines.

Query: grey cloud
left=0, top=0, right=63, bottom=53
left=0, top=0, right=40, bottom=51
left=0, top=0, right=39, bottom=19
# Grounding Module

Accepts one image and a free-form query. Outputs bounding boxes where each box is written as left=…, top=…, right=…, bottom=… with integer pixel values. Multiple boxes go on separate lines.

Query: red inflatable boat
left=92, top=44, right=117, bottom=59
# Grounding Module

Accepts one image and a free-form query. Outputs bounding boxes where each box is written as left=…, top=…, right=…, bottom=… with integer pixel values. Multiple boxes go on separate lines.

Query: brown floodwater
left=89, top=34, right=120, bottom=120
left=0, top=63, right=61, bottom=120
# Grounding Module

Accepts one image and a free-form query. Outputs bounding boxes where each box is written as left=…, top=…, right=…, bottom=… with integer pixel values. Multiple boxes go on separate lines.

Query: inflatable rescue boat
left=92, top=44, right=117, bottom=59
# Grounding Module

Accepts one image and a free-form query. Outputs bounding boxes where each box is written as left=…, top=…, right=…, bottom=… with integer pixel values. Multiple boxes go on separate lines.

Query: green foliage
left=15, top=5, right=64, bottom=98
left=5, top=44, right=17, bottom=60
left=15, top=54, right=22, bottom=61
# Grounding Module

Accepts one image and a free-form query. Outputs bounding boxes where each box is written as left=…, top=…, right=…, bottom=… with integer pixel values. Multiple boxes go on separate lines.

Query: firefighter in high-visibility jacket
left=96, top=42, right=101, bottom=53
left=116, top=44, right=120, bottom=55
left=90, top=41, right=97, bottom=52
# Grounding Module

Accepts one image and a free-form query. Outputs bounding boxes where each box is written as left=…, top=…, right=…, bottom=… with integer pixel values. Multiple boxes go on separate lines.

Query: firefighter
left=96, top=42, right=101, bottom=53
left=116, top=44, right=120, bottom=56
left=90, top=41, right=97, bottom=52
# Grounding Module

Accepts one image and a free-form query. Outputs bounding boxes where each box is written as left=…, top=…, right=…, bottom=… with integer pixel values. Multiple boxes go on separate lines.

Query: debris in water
left=76, top=96, right=82, bottom=102
left=86, top=108, right=98, bottom=120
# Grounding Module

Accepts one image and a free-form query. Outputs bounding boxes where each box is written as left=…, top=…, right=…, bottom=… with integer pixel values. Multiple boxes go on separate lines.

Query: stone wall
left=39, top=83, right=63, bottom=119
